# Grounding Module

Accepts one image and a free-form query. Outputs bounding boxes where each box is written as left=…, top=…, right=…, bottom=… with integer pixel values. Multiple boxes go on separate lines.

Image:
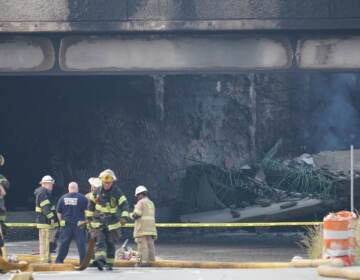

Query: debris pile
left=179, top=148, right=356, bottom=222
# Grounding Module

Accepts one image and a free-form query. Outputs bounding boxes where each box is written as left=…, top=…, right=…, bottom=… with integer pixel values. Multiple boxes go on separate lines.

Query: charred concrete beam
left=297, top=36, right=360, bottom=69
left=155, top=0, right=329, bottom=20
left=0, top=36, right=54, bottom=72
left=3, top=34, right=360, bottom=74
left=0, top=0, right=127, bottom=21
left=59, top=35, right=291, bottom=72
left=331, top=0, right=360, bottom=18
left=1, top=0, right=360, bottom=32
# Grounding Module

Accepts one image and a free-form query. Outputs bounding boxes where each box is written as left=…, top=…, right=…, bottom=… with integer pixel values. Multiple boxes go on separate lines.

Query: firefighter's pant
left=135, top=236, right=156, bottom=263
left=94, top=228, right=118, bottom=264
left=0, top=220, right=6, bottom=256
left=38, top=228, right=56, bottom=262
left=0, top=220, right=6, bottom=248
left=55, top=223, right=87, bottom=264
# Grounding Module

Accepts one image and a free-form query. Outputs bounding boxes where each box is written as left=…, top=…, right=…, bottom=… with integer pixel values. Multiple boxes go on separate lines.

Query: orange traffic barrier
left=323, top=211, right=357, bottom=266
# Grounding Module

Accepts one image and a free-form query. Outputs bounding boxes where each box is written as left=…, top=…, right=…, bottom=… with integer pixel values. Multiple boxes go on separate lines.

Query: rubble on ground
left=178, top=145, right=355, bottom=222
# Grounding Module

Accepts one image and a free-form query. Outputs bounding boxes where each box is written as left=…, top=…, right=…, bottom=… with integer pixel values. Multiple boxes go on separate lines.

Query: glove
left=120, top=217, right=127, bottom=226
left=77, top=220, right=88, bottom=227
left=129, top=212, right=140, bottom=220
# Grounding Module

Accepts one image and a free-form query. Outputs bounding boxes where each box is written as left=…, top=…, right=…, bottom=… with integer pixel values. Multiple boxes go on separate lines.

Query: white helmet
left=135, top=185, right=148, bottom=196
left=99, top=169, right=117, bottom=183
left=88, top=177, right=102, bottom=188
left=39, top=175, right=55, bottom=184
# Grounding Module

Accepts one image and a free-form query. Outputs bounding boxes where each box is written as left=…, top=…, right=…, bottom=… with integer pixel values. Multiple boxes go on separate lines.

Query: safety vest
left=132, top=197, right=157, bottom=238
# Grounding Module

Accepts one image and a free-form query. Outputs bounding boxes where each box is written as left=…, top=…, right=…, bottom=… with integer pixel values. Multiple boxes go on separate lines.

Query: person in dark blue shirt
left=55, top=181, right=88, bottom=264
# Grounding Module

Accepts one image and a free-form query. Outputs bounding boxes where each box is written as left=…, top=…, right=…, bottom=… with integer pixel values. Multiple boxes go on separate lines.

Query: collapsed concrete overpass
left=0, top=0, right=360, bottom=217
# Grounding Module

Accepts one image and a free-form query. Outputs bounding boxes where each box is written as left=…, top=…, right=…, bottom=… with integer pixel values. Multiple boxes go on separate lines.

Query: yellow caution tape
left=5, top=222, right=322, bottom=228
left=5, top=223, right=38, bottom=227
left=151, top=222, right=323, bottom=227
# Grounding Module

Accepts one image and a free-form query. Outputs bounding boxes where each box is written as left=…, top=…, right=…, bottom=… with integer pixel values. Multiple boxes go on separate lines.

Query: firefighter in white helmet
left=86, top=169, right=129, bottom=270
left=86, top=177, right=102, bottom=200
left=34, top=175, right=58, bottom=263
left=130, top=185, right=157, bottom=267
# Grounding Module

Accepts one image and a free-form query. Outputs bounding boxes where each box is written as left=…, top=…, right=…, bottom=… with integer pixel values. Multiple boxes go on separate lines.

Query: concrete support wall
left=1, top=0, right=360, bottom=32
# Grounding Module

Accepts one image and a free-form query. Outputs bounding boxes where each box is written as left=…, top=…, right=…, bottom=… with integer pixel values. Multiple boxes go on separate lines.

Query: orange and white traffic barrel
left=323, top=211, right=357, bottom=266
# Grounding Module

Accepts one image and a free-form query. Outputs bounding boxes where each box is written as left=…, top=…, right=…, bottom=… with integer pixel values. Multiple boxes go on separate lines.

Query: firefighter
left=55, top=182, right=88, bottom=264
left=86, top=177, right=102, bottom=200
left=34, top=175, right=58, bottom=263
left=0, top=155, right=9, bottom=257
left=86, top=169, right=129, bottom=271
left=129, top=185, right=157, bottom=266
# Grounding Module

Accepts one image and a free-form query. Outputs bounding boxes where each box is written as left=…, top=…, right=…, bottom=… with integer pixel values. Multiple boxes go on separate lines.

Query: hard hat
left=0, top=154, right=4, bottom=166
left=99, top=169, right=117, bottom=183
left=88, top=177, right=102, bottom=188
left=135, top=185, right=148, bottom=196
left=39, top=175, right=55, bottom=184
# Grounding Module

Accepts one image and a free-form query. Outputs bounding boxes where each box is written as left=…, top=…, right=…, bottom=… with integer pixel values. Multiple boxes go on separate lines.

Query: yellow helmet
left=99, top=169, right=117, bottom=183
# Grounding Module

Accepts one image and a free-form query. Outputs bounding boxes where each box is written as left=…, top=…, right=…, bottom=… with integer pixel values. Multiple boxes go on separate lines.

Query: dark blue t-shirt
left=56, top=192, right=88, bottom=224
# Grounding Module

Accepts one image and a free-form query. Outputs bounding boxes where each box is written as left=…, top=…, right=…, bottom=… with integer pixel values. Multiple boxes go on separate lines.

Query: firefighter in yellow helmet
left=130, top=185, right=157, bottom=267
left=86, top=169, right=129, bottom=271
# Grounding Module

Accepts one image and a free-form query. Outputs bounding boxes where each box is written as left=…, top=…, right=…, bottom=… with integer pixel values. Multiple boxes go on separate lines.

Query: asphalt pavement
left=0, top=231, right=331, bottom=280
left=0, top=267, right=327, bottom=280
left=5, top=231, right=307, bottom=262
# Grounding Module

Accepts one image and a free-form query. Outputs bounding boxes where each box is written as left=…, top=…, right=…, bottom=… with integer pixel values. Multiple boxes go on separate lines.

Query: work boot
left=93, top=259, right=106, bottom=271
left=49, top=242, right=57, bottom=253
left=104, top=263, right=113, bottom=271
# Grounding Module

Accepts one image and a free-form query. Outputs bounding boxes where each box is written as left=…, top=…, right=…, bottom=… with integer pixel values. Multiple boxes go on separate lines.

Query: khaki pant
left=39, top=228, right=56, bottom=262
left=135, top=236, right=155, bottom=263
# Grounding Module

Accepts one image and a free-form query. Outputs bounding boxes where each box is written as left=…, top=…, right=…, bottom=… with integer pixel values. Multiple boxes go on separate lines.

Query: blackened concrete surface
left=1, top=0, right=360, bottom=32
